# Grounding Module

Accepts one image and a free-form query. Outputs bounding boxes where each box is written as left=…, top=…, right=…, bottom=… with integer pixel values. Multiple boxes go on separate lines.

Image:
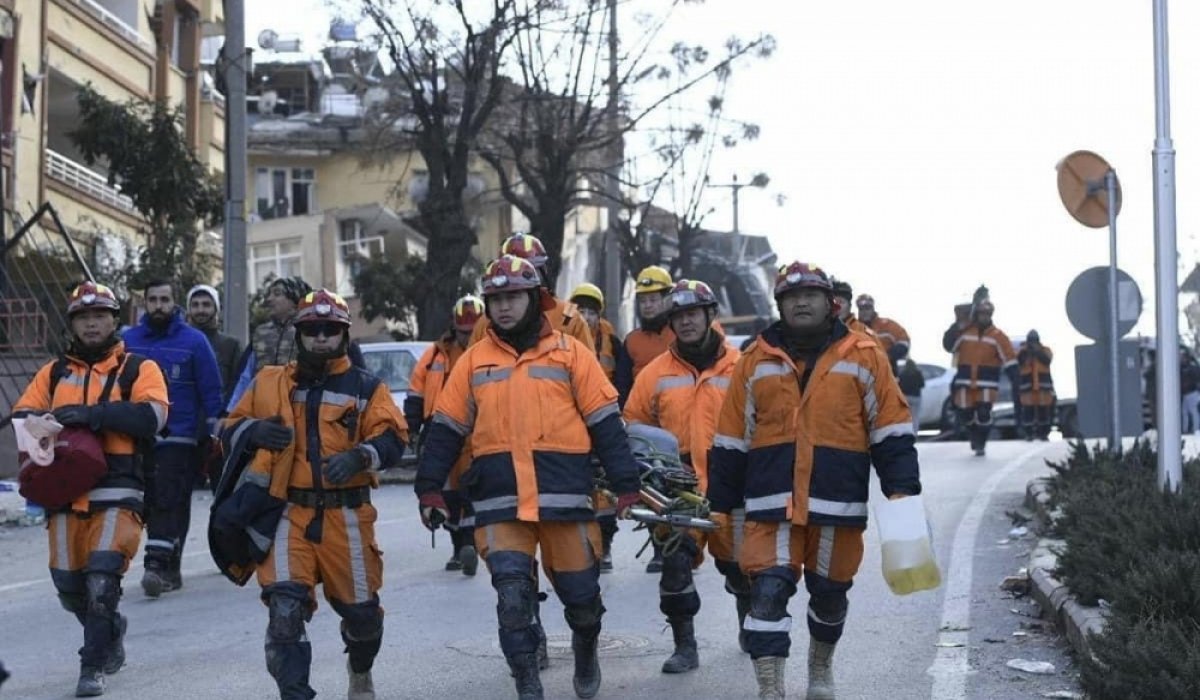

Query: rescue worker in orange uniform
left=415, top=255, right=641, bottom=700
left=615, top=265, right=675, bottom=406
left=215, top=289, right=408, bottom=700
left=13, top=282, right=169, bottom=697
left=1017, top=330, right=1055, bottom=441
left=624, top=279, right=748, bottom=674
left=405, top=295, right=485, bottom=575
left=856, top=294, right=911, bottom=373
left=568, top=282, right=628, bottom=572
left=941, top=297, right=1017, bottom=456
left=470, top=233, right=593, bottom=349
left=830, top=279, right=871, bottom=336
left=708, top=262, right=922, bottom=699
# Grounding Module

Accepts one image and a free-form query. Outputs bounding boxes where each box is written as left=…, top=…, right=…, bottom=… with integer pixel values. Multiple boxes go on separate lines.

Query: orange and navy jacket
left=942, top=322, right=1017, bottom=392
left=707, top=321, right=921, bottom=528
left=14, top=341, right=168, bottom=512
left=404, top=335, right=465, bottom=435
left=614, top=323, right=674, bottom=405
left=867, top=316, right=911, bottom=362
left=469, top=296, right=593, bottom=349
left=415, top=320, right=640, bottom=526
left=1017, top=344, right=1054, bottom=395
left=593, top=318, right=621, bottom=382
left=222, top=356, right=408, bottom=497
left=844, top=314, right=874, bottom=337
left=623, top=333, right=740, bottom=494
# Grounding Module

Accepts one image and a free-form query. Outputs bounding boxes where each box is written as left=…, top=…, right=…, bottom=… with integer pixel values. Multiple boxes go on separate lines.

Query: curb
left=1024, top=478, right=1107, bottom=662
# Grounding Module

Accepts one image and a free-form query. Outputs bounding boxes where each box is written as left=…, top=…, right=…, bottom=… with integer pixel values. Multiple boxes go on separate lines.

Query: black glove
left=323, top=448, right=370, bottom=485
left=247, top=417, right=293, bottom=451
left=53, top=404, right=98, bottom=428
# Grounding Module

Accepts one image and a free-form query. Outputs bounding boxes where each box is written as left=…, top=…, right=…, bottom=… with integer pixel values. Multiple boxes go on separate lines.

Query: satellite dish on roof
left=257, top=29, right=278, bottom=50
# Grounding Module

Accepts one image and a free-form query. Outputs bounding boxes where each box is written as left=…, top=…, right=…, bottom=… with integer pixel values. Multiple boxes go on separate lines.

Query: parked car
left=358, top=341, right=431, bottom=464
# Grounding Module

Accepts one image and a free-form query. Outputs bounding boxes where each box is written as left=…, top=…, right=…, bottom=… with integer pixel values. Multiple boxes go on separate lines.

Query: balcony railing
left=68, top=0, right=154, bottom=53
left=45, top=149, right=137, bottom=214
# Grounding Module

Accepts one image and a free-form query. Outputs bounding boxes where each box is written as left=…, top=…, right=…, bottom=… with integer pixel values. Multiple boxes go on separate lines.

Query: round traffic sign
left=1065, top=266, right=1141, bottom=341
left=1056, top=150, right=1121, bottom=229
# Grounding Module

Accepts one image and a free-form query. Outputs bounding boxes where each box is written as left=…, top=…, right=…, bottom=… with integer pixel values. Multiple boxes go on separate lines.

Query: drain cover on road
left=449, top=632, right=663, bottom=659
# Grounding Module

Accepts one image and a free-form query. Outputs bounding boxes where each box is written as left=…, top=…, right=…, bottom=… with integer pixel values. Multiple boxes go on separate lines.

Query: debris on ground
left=1006, top=659, right=1056, bottom=674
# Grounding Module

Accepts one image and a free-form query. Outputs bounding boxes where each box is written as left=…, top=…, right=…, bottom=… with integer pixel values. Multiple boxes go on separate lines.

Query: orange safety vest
left=867, top=316, right=910, bottom=354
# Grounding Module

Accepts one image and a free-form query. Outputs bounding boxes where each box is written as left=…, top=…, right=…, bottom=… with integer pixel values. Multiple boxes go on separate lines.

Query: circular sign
left=1056, top=150, right=1121, bottom=229
left=1065, top=266, right=1141, bottom=341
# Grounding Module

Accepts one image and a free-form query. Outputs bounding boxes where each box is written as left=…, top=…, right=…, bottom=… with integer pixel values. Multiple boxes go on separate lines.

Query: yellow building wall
left=46, top=186, right=142, bottom=241
left=46, top=3, right=154, bottom=100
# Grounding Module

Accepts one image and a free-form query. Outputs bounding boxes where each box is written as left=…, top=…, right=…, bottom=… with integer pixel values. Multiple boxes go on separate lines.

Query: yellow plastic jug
left=874, top=494, right=941, bottom=595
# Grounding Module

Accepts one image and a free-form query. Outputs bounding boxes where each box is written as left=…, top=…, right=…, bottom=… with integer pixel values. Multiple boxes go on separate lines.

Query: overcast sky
left=247, top=0, right=1200, bottom=396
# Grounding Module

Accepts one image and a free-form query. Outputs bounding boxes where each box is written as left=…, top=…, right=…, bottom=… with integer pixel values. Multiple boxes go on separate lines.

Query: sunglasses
left=299, top=322, right=344, bottom=338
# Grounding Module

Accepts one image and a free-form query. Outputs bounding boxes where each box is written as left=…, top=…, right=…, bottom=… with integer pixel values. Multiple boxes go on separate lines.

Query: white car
left=915, top=363, right=954, bottom=430
left=358, top=341, right=432, bottom=463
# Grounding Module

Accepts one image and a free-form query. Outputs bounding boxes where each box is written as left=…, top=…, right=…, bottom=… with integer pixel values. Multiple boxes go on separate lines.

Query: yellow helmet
left=634, top=265, right=673, bottom=294
left=570, top=282, right=605, bottom=312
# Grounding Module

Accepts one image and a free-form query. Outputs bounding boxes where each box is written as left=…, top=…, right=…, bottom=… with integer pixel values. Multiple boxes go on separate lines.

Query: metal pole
left=222, top=0, right=249, bottom=345
left=1105, top=170, right=1121, bottom=450
left=603, top=0, right=624, bottom=335
left=731, top=174, right=740, bottom=235
left=1152, top=0, right=1182, bottom=491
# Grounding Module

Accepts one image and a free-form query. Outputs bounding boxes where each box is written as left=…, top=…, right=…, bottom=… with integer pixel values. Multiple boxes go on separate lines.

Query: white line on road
left=926, top=444, right=1048, bottom=700
left=0, top=515, right=412, bottom=594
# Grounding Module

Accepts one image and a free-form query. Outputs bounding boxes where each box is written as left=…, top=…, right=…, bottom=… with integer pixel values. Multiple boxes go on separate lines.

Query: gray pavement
left=0, top=441, right=1082, bottom=699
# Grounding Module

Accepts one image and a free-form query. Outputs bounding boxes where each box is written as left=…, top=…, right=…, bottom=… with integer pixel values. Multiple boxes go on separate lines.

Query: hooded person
left=215, top=288, right=408, bottom=700
left=13, top=281, right=169, bottom=696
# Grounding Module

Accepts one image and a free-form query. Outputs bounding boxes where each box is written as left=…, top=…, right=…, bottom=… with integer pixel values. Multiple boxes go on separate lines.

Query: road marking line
left=0, top=514, right=413, bottom=593
left=926, top=445, right=1048, bottom=700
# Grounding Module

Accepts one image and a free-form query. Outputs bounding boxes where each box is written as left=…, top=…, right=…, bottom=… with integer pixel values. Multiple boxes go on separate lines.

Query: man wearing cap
left=216, top=289, right=407, bottom=700
left=122, top=279, right=224, bottom=597
left=829, top=279, right=871, bottom=336
left=856, top=294, right=911, bottom=374
left=13, top=281, right=168, bottom=696
left=186, top=284, right=243, bottom=400
left=405, top=295, right=485, bottom=575
left=226, top=276, right=312, bottom=411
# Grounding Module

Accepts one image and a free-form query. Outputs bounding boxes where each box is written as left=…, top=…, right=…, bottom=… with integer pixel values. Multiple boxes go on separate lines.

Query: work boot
left=598, top=549, right=613, bottom=572
left=102, top=614, right=127, bottom=675
left=572, top=630, right=601, bottom=699
left=507, top=652, right=544, bottom=700
left=347, top=659, right=375, bottom=700
left=75, top=665, right=104, bottom=697
left=736, top=595, right=752, bottom=654
left=141, top=567, right=166, bottom=599
left=807, top=639, right=837, bottom=700
left=752, top=656, right=786, bottom=699
left=660, top=617, right=699, bottom=673
left=459, top=545, right=478, bottom=577
left=164, top=567, right=182, bottom=592
left=645, top=546, right=663, bottom=574
left=444, top=552, right=462, bottom=571
left=973, top=447, right=986, bottom=457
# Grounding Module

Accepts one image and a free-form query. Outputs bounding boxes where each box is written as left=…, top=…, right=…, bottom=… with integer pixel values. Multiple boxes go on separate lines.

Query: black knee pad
left=976, top=403, right=993, bottom=426
left=496, top=577, right=537, bottom=632
left=659, top=550, right=694, bottom=593
left=85, top=572, right=121, bottom=618
left=808, top=591, right=849, bottom=626
left=564, top=596, right=605, bottom=632
left=750, top=575, right=794, bottom=622
left=721, top=567, right=752, bottom=597
left=331, top=596, right=383, bottom=642
left=267, top=591, right=311, bottom=644
left=58, top=592, right=88, bottom=615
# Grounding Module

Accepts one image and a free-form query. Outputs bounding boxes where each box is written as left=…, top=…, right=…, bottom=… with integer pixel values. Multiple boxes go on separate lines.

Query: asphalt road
left=0, top=440, right=1083, bottom=700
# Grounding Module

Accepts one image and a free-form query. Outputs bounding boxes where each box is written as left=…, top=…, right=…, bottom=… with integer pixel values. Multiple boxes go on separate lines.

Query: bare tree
left=477, top=0, right=773, bottom=288
left=359, top=0, right=524, bottom=339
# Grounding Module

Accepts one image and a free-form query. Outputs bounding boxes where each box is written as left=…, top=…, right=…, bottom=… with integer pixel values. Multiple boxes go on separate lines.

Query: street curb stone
left=1024, top=477, right=1106, bottom=662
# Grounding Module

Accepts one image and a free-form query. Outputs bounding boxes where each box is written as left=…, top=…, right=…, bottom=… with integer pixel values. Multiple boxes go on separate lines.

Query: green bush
left=1046, top=442, right=1200, bottom=699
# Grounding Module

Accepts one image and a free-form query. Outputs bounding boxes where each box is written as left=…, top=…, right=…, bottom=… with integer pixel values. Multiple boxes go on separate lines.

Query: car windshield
left=362, top=350, right=418, bottom=392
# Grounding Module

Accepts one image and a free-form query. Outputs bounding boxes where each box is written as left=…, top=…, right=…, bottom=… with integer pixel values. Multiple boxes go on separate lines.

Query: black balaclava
left=69, top=314, right=121, bottom=365
left=294, top=328, right=349, bottom=386
left=674, top=309, right=721, bottom=372
left=490, top=290, right=542, bottom=354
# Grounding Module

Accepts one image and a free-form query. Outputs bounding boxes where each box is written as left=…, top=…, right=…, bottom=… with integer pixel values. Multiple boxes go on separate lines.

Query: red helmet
left=452, top=295, right=485, bottom=331
left=66, top=281, right=120, bottom=317
left=482, top=255, right=542, bottom=295
left=501, top=233, right=549, bottom=267
left=773, top=261, right=832, bottom=298
left=295, top=289, right=352, bottom=327
left=668, top=279, right=719, bottom=316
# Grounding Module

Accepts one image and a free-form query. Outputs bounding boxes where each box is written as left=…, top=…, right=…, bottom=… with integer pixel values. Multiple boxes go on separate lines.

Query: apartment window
left=249, top=240, right=303, bottom=289
left=255, top=167, right=316, bottom=219
left=336, top=220, right=385, bottom=296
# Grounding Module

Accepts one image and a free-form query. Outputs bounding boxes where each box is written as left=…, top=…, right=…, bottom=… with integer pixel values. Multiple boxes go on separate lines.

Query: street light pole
left=1152, top=0, right=1181, bottom=491
left=706, top=174, right=745, bottom=235
left=603, top=0, right=624, bottom=334
left=222, top=0, right=249, bottom=346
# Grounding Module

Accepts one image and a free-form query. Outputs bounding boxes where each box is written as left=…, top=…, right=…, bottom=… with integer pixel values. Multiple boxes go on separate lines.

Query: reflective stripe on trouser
left=738, top=521, right=865, bottom=658
left=48, top=509, right=142, bottom=575
left=953, top=386, right=997, bottom=409
left=256, top=503, right=383, bottom=608
left=477, top=520, right=603, bottom=656
left=144, top=444, right=195, bottom=566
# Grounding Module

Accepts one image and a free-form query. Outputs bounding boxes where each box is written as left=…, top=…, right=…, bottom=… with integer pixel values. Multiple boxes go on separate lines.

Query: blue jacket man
left=122, top=281, right=223, bottom=596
